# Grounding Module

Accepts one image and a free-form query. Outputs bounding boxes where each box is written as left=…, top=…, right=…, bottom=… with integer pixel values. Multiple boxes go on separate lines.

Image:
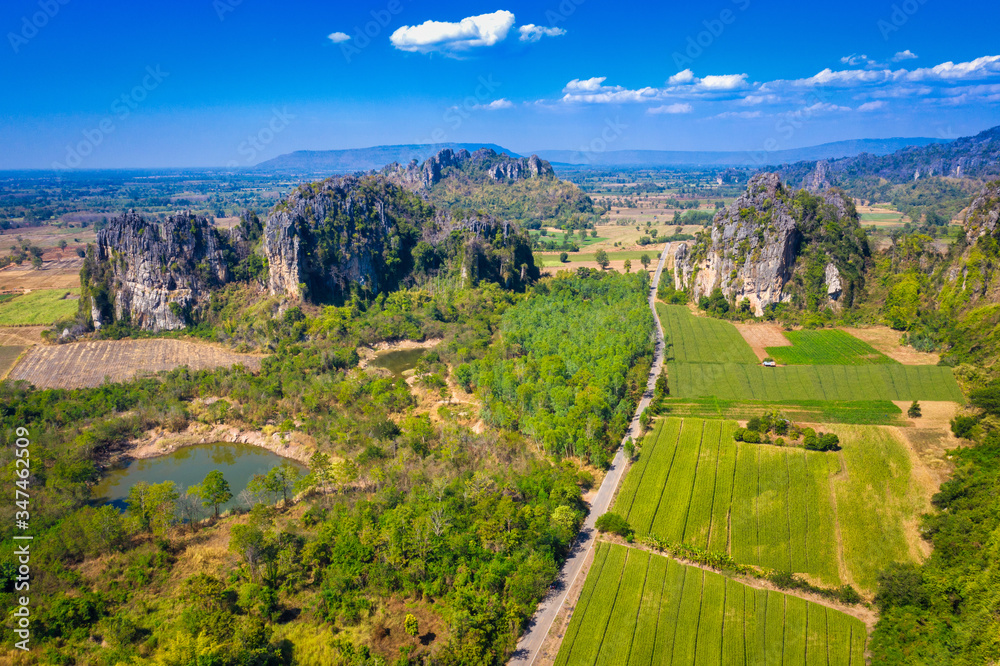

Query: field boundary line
left=590, top=546, right=630, bottom=663
left=622, top=551, right=652, bottom=665
left=784, top=451, right=794, bottom=573
left=705, top=424, right=724, bottom=550
left=645, top=420, right=683, bottom=536
left=679, top=420, right=706, bottom=544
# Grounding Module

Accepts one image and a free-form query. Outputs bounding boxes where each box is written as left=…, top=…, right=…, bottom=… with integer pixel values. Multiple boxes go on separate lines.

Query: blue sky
left=1, top=0, right=998, bottom=168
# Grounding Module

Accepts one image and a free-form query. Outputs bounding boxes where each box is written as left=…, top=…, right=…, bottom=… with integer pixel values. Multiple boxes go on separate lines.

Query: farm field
left=0, top=346, right=26, bottom=378
left=536, top=249, right=659, bottom=268
left=669, top=361, right=964, bottom=402
left=7, top=338, right=264, bottom=389
left=0, top=256, right=84, bottom=290
left=613, top=418, right=926, bottom=590
left=766, top=329, right=895, bottom=365
left=0, top=288, right=80, bottom=325
left=658, top=303, right=759, bottom=364
left=553, top=543, right=867, bottom=666
left=659, top=397, right=905, bottom=425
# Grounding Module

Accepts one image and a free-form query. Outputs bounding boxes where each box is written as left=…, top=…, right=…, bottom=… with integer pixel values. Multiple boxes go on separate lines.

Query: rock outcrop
left=964, top=180, right=1000, bottom=243
left=83, top=211, right=234, bottom=331
left=674, top=173, right=866, bottom=315
left=382, top=147, right=554, bottom=191
left=675, top=173, right=800, bottom=315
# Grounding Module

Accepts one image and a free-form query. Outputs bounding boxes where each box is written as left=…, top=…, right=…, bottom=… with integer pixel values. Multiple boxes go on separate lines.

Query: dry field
left=8, top=338, right=264, bottom=389
left=733, top=322, right=791, bottom=361
left=841, top=326, right=941, bottom=365
left=0, top=257, right=85, bottom=291
left=0, top=326, right=45, bottom=380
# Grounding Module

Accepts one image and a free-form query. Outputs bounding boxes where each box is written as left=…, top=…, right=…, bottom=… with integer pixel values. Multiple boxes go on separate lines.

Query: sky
left=1, top=0, right=999, bottom=169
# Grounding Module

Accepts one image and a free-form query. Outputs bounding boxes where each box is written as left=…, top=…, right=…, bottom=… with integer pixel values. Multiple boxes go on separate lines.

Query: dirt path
left=602, top=536, right=878, bottom=631
left=733, top=322, right=791, bottom=361
left=828, top=452, right=854, bottom=590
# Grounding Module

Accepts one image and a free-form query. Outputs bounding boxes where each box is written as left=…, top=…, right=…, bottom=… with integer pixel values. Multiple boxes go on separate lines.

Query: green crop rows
left=658, top=397, right=905, bottom=425
left=766, top=329, right=896, bottom=365
left=554, top=543, right=868, bottom=665
left=669, top=361, right=964, bottom=402
left=658, top=303, right=759, bottom=364
left=613, top=418, right=922, bottom=589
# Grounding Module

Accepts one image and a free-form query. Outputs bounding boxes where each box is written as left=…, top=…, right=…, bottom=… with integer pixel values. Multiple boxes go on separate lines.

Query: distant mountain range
left=533, top=138, right=948, bottom=167
left=250, top=143, right=519, bottom=175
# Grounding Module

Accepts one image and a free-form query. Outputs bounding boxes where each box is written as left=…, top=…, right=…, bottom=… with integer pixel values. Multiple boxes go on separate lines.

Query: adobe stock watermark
left=7, top=0, right=70, bottom=54
left=226, top=107, right=295, bottom=167
left=878, top=0, right=929, bottom=40
left=52, top=65, right=169, bottom=169
left=336, top=0, right=405, bottom=63
left=577, top=117, right=628, bottom=165
left=745, top=89, right=833, bottom=166
left=541, top=0, right=587, bottom=27
left=672, top=0, right=751, bottom=71
left=411, top=75, right=502, bottom=156
left=213, top=0, right=243, bottom=21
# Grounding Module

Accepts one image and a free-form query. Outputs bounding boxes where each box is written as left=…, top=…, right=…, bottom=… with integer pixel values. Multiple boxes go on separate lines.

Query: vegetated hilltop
left=858, top=179, right=1000, bottom=368
left=249, top=142, right=519, bottom=175
left=79, top=149, right=556, bottom=332
left=382, top=147, right=600, bottom=229
left=780, top=125, right=1000, bottom=222
left=673, top=173, right=869, bottom=315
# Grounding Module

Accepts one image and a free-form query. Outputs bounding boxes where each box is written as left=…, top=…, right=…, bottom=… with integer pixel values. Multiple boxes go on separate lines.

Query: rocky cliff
left=674, top=173, right=868, bottom=315
left=80, top=211, right=245, bottom=331
left=382, top=148, right=553, bottom=191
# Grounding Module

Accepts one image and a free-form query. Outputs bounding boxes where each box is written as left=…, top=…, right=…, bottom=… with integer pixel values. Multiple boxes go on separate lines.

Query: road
left=508, top=244, right=671, bottom=665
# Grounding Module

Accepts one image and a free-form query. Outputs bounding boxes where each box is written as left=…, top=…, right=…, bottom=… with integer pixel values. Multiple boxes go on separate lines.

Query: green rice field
left=612, top=418, right=924, bottom=589
left=669, top=361, right=964, bottom=402
left=766, top=329, right=895, bottom=365
left=554, top=543, right=867, bottom=665
left=658, top=397, right=905, bottom=425
left=0, top=289, right=80, bottom=325
left=658, top=303, right=759, bottom=364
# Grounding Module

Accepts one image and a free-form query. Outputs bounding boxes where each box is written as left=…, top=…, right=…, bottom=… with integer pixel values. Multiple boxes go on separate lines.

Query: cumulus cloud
left=892, top=50, right=918, bottom=62
left=857, top=100, right=886, bottom=112
left=840, top=54, right=885, bottom=69
left=327, top=32, right=351, bottom=44
left=648, top=103, right=693, bottom=115
left=697, top=74, right=748, bottom=90
left=479, top=99, right=514, bottom=110
left=518, top=24, right=566, bottom=42
left=713, top=110, right=762, bottom=119
left=668, top=69, right=695, bottom=85
left=390, top=10, right=515, bottom=54
left=564, top=77, right=607, bottom=92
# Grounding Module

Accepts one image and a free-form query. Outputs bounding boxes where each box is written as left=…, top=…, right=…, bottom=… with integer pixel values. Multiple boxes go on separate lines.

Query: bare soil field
left=0, top=257, right=85, bottom=291
left=8, top=338, right=264, bottom=389
left=732, top=321, right=791, bottom=361
left=841, top=326, right=941, bottom=365
left=0, top=326, right=46, bottom=346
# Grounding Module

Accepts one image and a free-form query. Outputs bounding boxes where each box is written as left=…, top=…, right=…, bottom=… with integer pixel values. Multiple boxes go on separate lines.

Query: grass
left=658, top=303, right=759, bottom=365
left=766, top=329, right=896, bottom=365
left=613, top=417, right=924, bottom=589
left=554, top=542, right=868, bottom=665
left=0, top=345, right=26, bottom=378
left=669, top=361, right=965, bottom=402
left=657, top=397, right=905, bottom=425
left=0, top=288, right=79, bottom=325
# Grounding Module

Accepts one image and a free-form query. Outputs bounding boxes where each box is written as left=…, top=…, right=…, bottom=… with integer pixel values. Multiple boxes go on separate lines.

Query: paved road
left=508, top=245, right=671, bottom=665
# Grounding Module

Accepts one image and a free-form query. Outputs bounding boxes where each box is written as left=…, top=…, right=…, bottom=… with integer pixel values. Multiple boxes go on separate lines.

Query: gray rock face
left=90, top=211, right=231, bottom=331
left=964, top=180, right=1000, bottom=243
left=675, top=173, right=800, bottom=315
left=263, top=175, right=428, bottom=302
left=825, top=263, right=843, bottom=303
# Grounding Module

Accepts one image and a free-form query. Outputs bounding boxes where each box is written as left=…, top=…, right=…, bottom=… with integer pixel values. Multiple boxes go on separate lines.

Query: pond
left=369, top=348, right=427, bottom=377
left=92, top=442, right=306, bottom=515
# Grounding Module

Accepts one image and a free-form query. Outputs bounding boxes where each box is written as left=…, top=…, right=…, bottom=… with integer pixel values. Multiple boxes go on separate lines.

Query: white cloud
left=697, top=73, right=748, bottom=90
left=564, top=77, right=607, bottom=92
left=480, top=98, right=513, bottom=110
left=856, top=101, right=886, bottom=112
left=518, top=24, right=566, bottom=42
left=839, top=53, right=885, bottom=68
left=905, top=55, right=1000, bottom=81
left=668, top=69, right=695, bottom=85
left=893, top=50, right=918, bottom=62
left=327, top=32, right=351, bottom=44
left=390, top=10, right=515, bottom=54
left=648, top=103, right=693, bottom=115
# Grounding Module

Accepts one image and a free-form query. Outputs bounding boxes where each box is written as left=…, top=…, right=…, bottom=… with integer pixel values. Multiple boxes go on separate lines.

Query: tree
left=58, top=239, right=68, bottom=250
left=640, top=254, right=651, bottom=269
left=623, top=259, right=632, bottom=273
left=192, top=470, right=233, bottom=518
left=908, top=401, right=922, bottom=418
left=595, top=249, right=610, bottom=270
left=265, top=461, right=300, bottom=504
left=126, top=481, right=180, bottom=535
left=595, top=512, right=632, bottom=538
left=404, top=613, right=419, bottom=637
left=559, top=251, right=569, bottom=263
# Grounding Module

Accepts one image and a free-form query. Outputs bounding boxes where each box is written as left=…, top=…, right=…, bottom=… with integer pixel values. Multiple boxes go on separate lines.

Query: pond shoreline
left=104, top=423, right=315, bottom=470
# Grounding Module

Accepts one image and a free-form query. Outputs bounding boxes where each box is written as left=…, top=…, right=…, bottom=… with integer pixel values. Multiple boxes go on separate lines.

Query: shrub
left=951, top=415, right=977, bottom=439
left=595, top=512, right=632, bottom=538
